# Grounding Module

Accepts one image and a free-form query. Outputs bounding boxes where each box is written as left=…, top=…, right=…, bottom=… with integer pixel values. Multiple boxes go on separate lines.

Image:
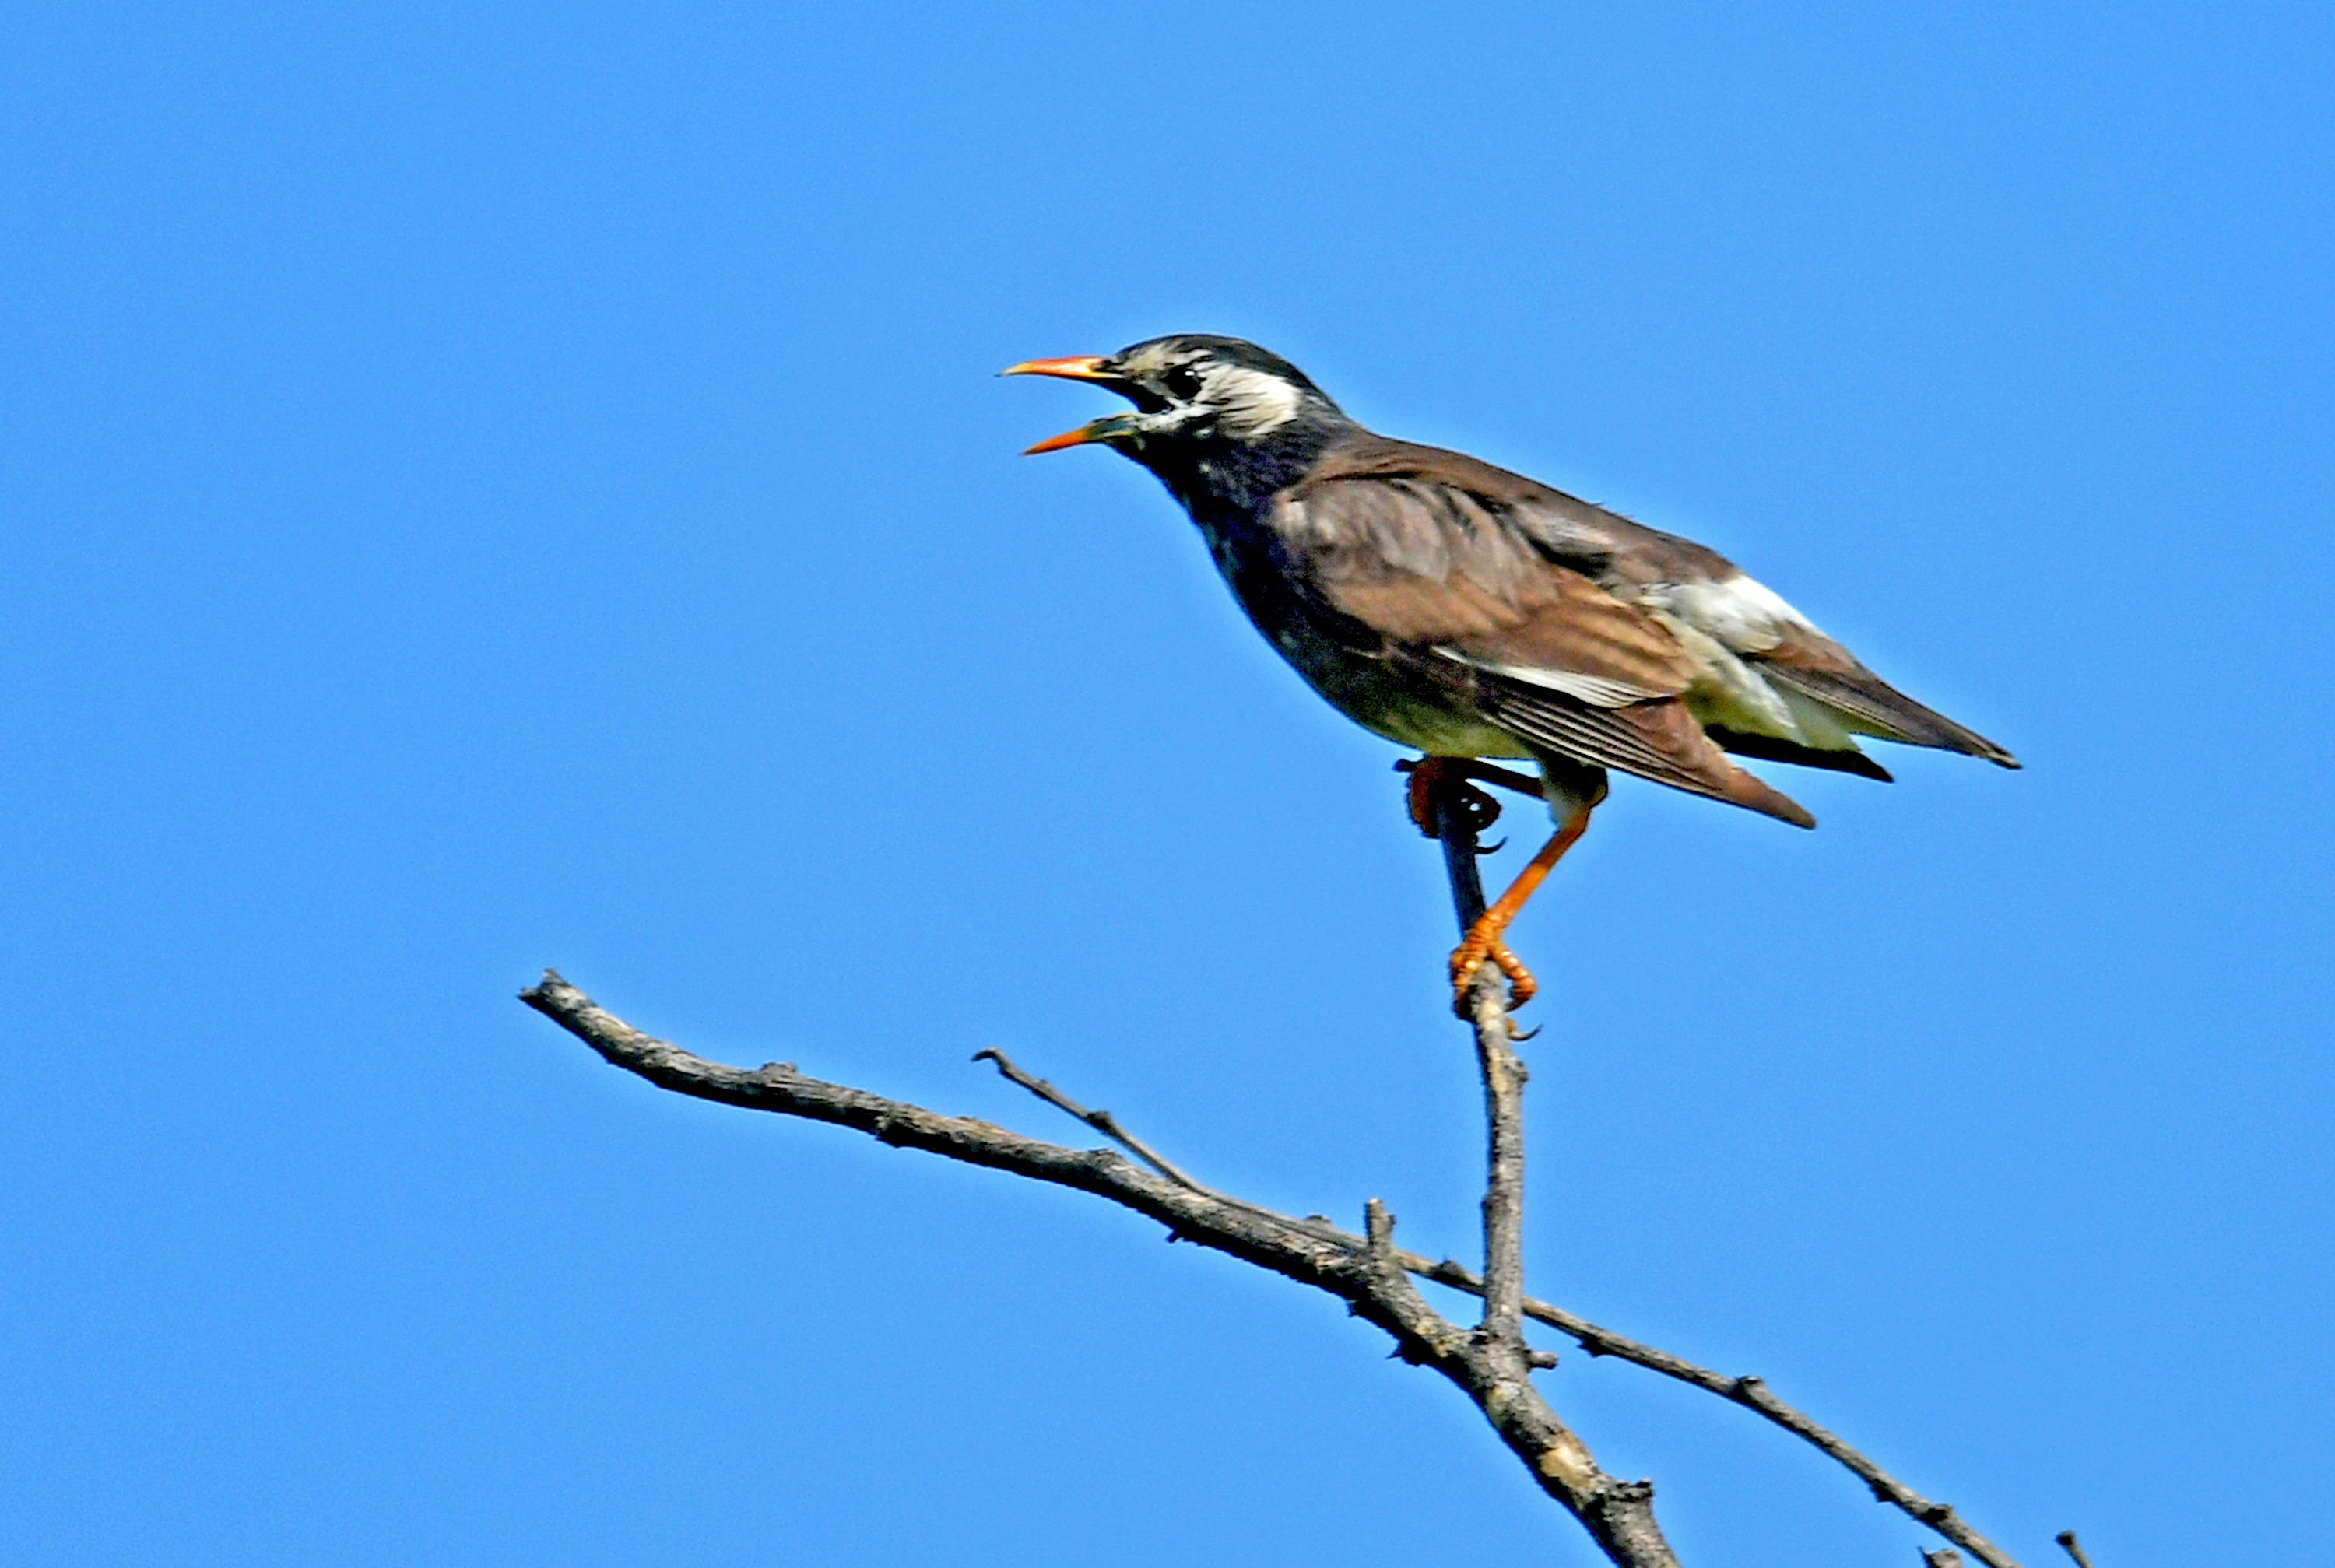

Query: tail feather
left=1705, top=725, right=1894, bottom=782
left=1764, top=665, right=2019, bottom=769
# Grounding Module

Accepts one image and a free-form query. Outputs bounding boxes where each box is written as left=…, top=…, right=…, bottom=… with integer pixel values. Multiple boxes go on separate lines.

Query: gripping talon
left=1491, top=943, right=1538, bottom=1009
left=1441, top=802, right=1596, bottom=1018
left=1449, top=940, right=1536, bottom=1015
left=1405, top=756, right=1504, bottom=838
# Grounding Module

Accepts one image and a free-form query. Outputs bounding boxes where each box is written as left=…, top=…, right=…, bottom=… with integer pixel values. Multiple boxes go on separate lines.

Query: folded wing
left=1274, top=437, right=1821, bottom=826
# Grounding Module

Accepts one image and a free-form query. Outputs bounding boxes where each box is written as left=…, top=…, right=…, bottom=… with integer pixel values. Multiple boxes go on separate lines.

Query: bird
left=1005, top=335, right=2016, bottom=1012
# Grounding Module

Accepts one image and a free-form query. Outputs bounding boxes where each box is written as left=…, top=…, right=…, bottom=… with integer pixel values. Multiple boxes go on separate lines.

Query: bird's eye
left=1160, top=366, right=1206, bottom=401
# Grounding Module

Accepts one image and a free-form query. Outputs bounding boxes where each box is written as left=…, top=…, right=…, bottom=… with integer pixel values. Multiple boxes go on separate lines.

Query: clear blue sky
left=5, top=3, right=2330, bottom=1563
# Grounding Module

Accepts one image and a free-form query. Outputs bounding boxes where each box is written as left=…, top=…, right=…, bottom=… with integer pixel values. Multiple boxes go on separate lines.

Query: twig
left=971, top=1049, right=1378, bottom=1256
left=1926, top=1551, right=1967, bottom=1567
left=2055, top=1531, right=2095, bottom=1568
left=1397, top=1258, right=2023, bottom=1567
left=521, top=969, right=1679, bottom=1568
left=971, top=1047, right=1204, bottom=1190
left=1428, top=768, right=1529, bottom=1346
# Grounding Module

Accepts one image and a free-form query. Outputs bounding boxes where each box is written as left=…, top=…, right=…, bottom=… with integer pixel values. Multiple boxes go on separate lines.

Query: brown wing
left=1467, top=672, right=1817, bottom=826
left=1273, top=436, right=1816, bottom=826
left=1283, top=433, right=1743, bottom=585
left=1333, top=563, right=1698, bottom=706
left=1276, top=437, right=1698, bottom=702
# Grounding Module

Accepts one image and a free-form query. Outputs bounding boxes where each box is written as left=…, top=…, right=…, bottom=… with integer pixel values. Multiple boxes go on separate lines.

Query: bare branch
left=519, top=969, right=1678, bottom=1568
left=1408, top=762, right=1666, bottom=1561
left=1926, top=1550, right=1968, bottom=1568
left=1392, top=1260, right=2021, bottom=1566
left=1429, top=769, right=1529, bottom=1345
left=1429, top=771, right=1691, bottom=1564
left=960, top=1060, right=2026, bottom=1568
left=962, top=1030, right=2012, bottom=1563
left=1411, top=759, right=2029, bottom=1568
left=524, top=966, right=2042, bottom=1565
left=2055, top=1531, right=2096, bottom=1568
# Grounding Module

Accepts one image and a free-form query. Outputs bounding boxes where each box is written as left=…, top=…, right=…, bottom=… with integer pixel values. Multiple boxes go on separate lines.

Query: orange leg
left=1406, top=756, right=1538, bottom=1005
left=1449, top=802, right=1596, bottom=1014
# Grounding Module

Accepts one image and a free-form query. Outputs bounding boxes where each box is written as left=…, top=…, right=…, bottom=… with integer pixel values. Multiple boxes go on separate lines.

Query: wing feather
left=1278, top=454, right=1701, bottom=707
left=1471, top=671, right=1816, bottom=827
left=1262, top=432, right=1994, bottom=820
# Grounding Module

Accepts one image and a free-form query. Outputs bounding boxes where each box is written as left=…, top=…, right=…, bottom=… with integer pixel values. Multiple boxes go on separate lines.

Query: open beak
left=1002, top=355, right=1135, bottom=455
left=1019, top=419, right=1125, bottom=455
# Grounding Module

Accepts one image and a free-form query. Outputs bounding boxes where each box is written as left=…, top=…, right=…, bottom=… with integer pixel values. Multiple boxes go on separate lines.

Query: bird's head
left=1004, top=335, right=1346, bottom=459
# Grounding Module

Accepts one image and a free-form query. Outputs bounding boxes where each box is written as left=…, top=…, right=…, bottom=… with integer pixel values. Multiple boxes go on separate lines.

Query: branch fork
left=517, top=768, right=2058, bottom=1567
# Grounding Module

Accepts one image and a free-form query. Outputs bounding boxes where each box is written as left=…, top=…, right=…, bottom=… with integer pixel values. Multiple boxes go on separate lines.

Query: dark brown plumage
left=1273, top=430, right=2016, bottom=827
left=1006, top=335, right=2016, bottom=1006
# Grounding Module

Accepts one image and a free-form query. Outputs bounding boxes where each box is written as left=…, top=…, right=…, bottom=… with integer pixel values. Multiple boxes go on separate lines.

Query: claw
left=1448, top=950, right=1492, bottom=1016
left=1457, top=788, right=1502, bottom=836
left=1491, top=942, right=1538, bottom=1009
left=1441, top=802, right=1596, bottom=1019
left=1463, top=760, right=1546, bottom=799
left=1403, top=756, right=1505, bottom=839
left=1451, top=938, right=1538, bottom=1016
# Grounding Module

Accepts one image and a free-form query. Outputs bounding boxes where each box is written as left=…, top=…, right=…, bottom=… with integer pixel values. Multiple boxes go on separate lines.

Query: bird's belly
left=1266, top=620, right=1532, bottom=760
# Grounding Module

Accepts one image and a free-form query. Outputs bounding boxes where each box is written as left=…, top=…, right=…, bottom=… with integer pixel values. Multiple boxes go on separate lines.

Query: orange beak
left=1002, top=355, right=1136, bottom=455
left=1020, top=423, right=1115, bottom=455
left=1000, top=356, right=1116, bottom=382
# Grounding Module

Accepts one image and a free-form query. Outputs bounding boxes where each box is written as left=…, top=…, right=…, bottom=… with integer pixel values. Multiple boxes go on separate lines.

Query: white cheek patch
left=1204, top=366, right=1303, bottom=437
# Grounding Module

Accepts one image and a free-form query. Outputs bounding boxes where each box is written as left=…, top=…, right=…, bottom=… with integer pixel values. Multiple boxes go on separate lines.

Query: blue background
left=5, top=3, right=2330, bottom=1563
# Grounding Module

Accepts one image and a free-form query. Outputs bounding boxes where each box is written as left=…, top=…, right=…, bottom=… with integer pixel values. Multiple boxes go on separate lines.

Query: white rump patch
left=1659, top=573, right=1820, bottom=654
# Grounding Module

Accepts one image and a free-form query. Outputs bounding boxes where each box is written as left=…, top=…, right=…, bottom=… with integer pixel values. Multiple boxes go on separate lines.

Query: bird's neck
left=1132, top=418, right=1351, bottom=520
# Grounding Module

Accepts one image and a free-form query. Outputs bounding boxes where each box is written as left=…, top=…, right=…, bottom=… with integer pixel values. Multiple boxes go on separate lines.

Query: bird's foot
left=1450, top=932, right=1537, bottom=1016
left=1443, top=807, right=1594, bottom=1018
left=1400, top=756, right=1503, bottom=839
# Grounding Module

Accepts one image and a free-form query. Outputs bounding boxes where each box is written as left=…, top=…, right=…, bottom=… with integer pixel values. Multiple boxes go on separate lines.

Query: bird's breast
left=1194, top=512, right=1528, bottom=760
